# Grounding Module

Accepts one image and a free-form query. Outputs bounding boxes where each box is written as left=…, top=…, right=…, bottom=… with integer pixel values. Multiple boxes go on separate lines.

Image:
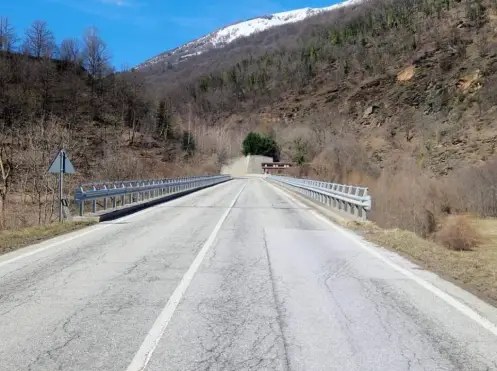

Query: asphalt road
left=1, top=178, right=497, bottom=371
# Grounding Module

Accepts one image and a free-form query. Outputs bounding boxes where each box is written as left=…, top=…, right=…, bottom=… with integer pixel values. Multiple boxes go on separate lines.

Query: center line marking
left=125, top=182, right=247, bottom=371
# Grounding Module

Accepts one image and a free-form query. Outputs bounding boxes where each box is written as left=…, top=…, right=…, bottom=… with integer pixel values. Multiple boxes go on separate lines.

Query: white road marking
left=0, top=205, right=162, bottom=268
left=125, top=183, right=247, bottom=371
left=0, top=181, right=233, bottom=269
left=0, top=224, right=110, bottom=268
left=266, top=180, right=497, bottom=338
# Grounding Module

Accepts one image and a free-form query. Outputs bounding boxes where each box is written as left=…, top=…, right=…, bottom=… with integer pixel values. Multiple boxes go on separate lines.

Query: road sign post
left=48, top=149, right=76, bottom=222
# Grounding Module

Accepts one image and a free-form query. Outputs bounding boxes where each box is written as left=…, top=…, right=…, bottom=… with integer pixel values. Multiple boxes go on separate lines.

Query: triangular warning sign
left=48, top=149, right=76, bottom=174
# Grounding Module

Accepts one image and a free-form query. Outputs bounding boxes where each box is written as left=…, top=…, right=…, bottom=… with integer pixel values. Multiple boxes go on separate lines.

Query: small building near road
left=261, top=162, right=294, bottom=174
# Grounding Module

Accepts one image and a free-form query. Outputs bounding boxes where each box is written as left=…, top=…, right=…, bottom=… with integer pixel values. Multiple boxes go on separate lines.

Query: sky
left=1, top=0, right=342, bottom=69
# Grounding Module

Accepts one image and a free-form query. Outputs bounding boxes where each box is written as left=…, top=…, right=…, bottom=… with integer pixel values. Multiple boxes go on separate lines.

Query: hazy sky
left=1, top=0, right=342, bottom=68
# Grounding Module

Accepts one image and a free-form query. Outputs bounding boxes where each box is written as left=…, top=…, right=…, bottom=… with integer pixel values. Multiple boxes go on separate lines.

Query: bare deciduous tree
left=60, top=38, right=81, bottom=64
left=0, top=142, right=15, bottom=229
left=82, top=26, right=109, bottom=78
left=0, top=16, right=17, bottom=52
left=24, top=20, right=56, bottom=58
left=82, top=27, right=111, bottom=119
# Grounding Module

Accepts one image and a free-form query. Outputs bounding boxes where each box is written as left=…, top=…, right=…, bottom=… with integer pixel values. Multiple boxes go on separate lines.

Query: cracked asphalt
left=1, top=178, right=497, bottom=370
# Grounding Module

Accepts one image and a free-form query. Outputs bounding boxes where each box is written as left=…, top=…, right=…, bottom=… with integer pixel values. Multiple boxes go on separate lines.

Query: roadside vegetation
left=350, top=216, right=497, bottom=304
left=0, top=220, right=96, bottom=255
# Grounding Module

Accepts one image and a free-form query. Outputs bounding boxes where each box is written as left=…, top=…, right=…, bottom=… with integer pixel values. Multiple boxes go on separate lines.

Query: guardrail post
left=92, top=186, right=97, bottom=213
left=352, top=187, right=359, bottom=218
left=77, top=187, right=85, bottom=216
left=363, top=188, right=370, bottom=221
left=121, top=184, right=125, bottom=207
left=103, top=185, right=108, bottom=210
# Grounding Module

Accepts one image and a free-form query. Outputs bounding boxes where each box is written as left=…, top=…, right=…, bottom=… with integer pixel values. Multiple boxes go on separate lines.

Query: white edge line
left=265, top=179, right=497, bottom=338
left=0, top=224, right=110, bottom=268
left=0, top=181, right=232, bottom=269
left=125, top=183, right=247, bottom=371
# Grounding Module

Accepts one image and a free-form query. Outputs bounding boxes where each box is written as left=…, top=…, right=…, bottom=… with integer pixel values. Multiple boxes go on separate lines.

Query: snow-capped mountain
left=136, top=0, right=359, bottom=70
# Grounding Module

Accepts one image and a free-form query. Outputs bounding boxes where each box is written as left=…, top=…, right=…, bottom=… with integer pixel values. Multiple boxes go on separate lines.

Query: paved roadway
left=1, top=178, right=497, bottom=371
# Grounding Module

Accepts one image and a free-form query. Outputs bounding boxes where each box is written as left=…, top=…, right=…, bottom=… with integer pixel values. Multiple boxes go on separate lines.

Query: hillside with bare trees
left=137, top=0, right=497, bottom=240
left=0, top=17, right=220, bottom=229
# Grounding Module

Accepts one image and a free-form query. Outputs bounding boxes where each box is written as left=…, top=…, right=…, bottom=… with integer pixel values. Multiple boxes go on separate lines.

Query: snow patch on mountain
left=136, top=0, right=360, bottom=70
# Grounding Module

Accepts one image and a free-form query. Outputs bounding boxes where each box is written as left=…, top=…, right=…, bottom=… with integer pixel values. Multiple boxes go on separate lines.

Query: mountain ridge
left=135, top=0, right=360, bottom=70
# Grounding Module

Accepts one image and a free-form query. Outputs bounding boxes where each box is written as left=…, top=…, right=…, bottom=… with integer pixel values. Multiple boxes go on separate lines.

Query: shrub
left=242, top=132, right=279, bottom=160
left=435, top=215, right=481, bottom=251
left=309, top=139, right=379, bottom=183
left=368, top=157, right=442, bottom=238
left=447, top=158, right=497, bottom=217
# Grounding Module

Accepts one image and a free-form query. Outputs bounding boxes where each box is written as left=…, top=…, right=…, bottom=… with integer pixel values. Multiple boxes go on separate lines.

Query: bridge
left=1, top=158, right=497, bottom=370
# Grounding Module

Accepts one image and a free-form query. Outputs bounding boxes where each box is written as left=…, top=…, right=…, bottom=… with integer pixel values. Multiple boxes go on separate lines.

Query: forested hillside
left=0, top=19, right=215, bottom=229
left=140, top=0, right=497, bottom=237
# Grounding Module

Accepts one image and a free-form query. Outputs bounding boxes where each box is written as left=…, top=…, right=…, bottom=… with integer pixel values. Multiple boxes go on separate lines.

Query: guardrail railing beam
left=267, top=175, right=372, bottom=221
left=74, top=175, right=231, bottom=217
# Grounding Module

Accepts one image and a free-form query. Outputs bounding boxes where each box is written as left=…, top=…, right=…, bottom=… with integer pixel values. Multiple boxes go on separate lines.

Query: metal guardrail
left=74, top=175, right=231, bottom=216
left=267, top=175, right=372, bottom=220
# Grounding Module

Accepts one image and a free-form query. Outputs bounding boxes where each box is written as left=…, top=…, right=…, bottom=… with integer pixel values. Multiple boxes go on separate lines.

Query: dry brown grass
left=0, top=221, right=96, bottom=255
left=369, top=158, right=447, bottom=237
left=435, top=215, right=482, bottom=251
left=308, top=154, right=446, bottom=238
